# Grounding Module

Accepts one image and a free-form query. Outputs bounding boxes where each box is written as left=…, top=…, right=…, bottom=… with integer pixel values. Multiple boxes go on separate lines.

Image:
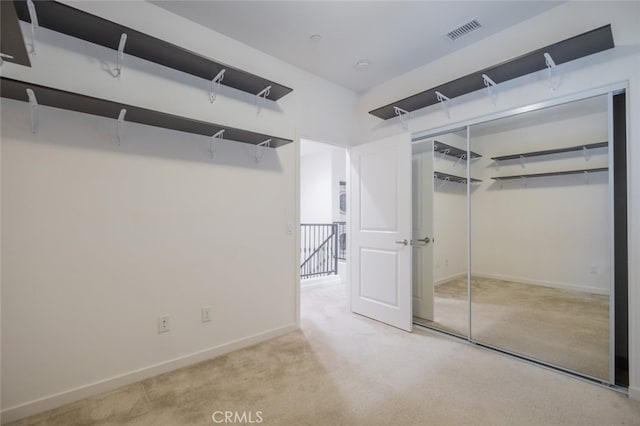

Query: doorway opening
left=299, top=138, right=348, bottom=290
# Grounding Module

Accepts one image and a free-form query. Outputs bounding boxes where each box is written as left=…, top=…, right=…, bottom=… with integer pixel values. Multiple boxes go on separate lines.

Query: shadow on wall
left=1, top=98, right=285, bottom=172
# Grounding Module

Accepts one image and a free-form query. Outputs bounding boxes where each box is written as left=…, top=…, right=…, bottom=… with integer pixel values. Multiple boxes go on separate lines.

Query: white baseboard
left=472, top=272, right=610, bottom=296
left=1, top=324, right=298, bottom=424
left=301, top=275, right=342, bottom=289
left=629, top=386, right=640, bottom=401
left=435, top=272, right=467, bottom=286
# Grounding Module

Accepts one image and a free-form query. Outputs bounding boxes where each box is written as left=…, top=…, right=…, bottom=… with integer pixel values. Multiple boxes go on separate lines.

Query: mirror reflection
left=413, top=129, right=471, bottom=337
left=469, top=95, right=610, bottom=379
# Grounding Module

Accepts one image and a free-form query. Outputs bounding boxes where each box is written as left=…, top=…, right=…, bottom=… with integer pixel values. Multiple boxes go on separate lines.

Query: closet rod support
left=482, top=73, right=498, bottom=105
left=438, top=148, right=451, bottom=162
left=435, top=91, right=451, bottom=118
left=519, top=155, right=526, bottom=169
left=583, top=146, right=591, bottom=161
left=210, top=69, right=226, bottom=103
left=210, top=129, right=225, bottom=159
left=544, top=52, right=560, bottom=91
left=27, top=0, right=39, bottom=55
left=26, top=88, right=38, bottom=134
left=454, top=154, right=467, bottom=168
left=393, top=106, right=409, bottom=130
left=115, top=33, right=127, bottom=79
left=437, top=176, right=451, bottom=190
left=117, top=108, right=126, bottom=145
left=256, top=86, right=272, bottom=115
left=255, top=138, right=271, bottom=163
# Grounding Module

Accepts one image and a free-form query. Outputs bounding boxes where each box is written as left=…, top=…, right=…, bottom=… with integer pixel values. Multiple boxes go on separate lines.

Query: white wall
left=470, top=109, right=610, bottom=294
left=0, top=1, right=357, bottom=421
left=300, top=139, right=347, bottom=224
left=300, top=142, right=333, bottom=224
left=357, top=1, right=640, bottom=398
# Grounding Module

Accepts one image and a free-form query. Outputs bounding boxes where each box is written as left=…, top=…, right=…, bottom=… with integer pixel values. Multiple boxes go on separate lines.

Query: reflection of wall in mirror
left=469, top=105, right=609, bottom=295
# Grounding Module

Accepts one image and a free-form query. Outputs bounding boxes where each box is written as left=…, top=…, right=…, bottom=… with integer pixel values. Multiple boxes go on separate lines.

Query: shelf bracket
left=519, top=155, right=526, bottom=169
left=454, top=154, right=467, bottom=168
left=520, top=176, right=528, bottom=188
left=482, top=74, right=498, bottom=105
left=437, top=176, right=451, bottom=190
left=583, top=146, right=591, bottom=162
left=494, top=159, right=500, bottom=171
left=393, top=106, right=409, bottom=130
left=544, top=52, right=560, bottom=91
left=114, top=33, right=127, bottom=79
left=117, top=108, right=126, bottom=145
left=209, top=129, right=225, bottom=159
left=26, top=88, right=38, bottom=134
left=209, top=69, right=226, bottom=103
left=0, top=53, right=15, bottom=66
left=27, top=0, right=39, bottom=55
left=255, top=139, right=271, bottom=163
left=435, top=91, right=451, bottom=118
left=256, top=86, right=272, bottom=115
left=438, top=148, right=451, bottom=162
left=584, top=170, right=590, bottom=184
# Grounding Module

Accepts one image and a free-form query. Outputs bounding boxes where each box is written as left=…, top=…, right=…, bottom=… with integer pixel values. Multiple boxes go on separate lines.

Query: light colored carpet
left=415, top=277, right=609, bottom=379
left=7, top=284, right=639, bottom=425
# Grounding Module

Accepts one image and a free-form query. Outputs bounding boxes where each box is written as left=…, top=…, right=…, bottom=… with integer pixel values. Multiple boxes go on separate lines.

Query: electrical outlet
left=202, top=306, right=212, bottom=322
left=590, top=266, right=598, bottom=275
left=158, top=315, right=170, bottom=333
left=445, top=258, right=449, bottom=267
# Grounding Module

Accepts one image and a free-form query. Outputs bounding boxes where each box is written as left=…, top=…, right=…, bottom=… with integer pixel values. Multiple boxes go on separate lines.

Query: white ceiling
left=150, top=1, right=562, bottom=93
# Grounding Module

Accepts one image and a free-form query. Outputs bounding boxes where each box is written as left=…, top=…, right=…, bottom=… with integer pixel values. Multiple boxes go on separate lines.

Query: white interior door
left=412, top=151, right=435, bottom=320
left=349, top=133, right=412, bottom=331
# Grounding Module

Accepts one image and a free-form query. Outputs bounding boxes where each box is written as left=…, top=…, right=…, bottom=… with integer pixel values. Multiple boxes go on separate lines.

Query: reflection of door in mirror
left=469, top=95, right=611, bottom=380
left=412, top=130, right=471, bottom=337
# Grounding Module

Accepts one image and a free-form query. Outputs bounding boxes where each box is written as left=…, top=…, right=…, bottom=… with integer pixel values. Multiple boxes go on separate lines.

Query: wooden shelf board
left=12, top=0, right=292, bottom=101
left=491, top=142, right=608, bottom=161
left=491, top=167, right=608, bottom=181
left=369, top=25, right=614, bottom=120
left=1, top=77, right=292, bottom=147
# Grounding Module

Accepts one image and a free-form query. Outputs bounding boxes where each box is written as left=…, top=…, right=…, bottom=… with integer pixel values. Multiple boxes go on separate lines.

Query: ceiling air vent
left=445, top=19, right=482, bottom=41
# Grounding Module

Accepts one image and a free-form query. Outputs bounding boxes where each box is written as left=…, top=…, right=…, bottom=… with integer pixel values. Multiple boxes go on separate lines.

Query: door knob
left=417, top=237, right=431, bottom=244
left=395, top=239, right=409, bottom=246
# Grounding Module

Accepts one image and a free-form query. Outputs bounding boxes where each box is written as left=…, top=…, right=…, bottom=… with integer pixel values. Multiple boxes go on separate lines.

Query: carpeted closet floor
left=415, top=276, right=609, bottom=379
left=7, top=283, right=639, bottom=426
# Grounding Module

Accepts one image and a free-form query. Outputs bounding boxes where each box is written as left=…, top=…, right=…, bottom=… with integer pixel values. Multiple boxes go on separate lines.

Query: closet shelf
left=12, top=0, right=293, bottom=101
left=491, top=142, right=607, bottom=161
left=491, top=167, right=608, bottom=181
left=0, top=1, right=30, bottom=67
left=0, top=77, right=293, bottom=147
left=369, top=25, right=614, bottom=120
left=434, top=141, right=481, bottom=159
left=434, top=171, right=482, bottom=184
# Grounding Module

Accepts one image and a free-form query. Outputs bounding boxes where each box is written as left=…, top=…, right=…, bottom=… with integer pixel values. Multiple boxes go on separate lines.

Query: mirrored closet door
left=412, top=92, right=627, bottom=386
left=412, top=128, right=469, bottom=338
left=469, top=95, right=611, bottom=381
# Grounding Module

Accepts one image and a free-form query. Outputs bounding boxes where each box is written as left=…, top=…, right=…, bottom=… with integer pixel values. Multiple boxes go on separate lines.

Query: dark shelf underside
left=434, top=140, right=481, bottom=159
left=491, top=167, right=608, bottom=181
left=491, top=142, right=608, bottom=161
left=370, top=25, right=614, bottom=120
left=13, top=0, right=292, bottom=101
left=0, top=77, right=292, bottom=147
left=1, top=1, right=31, bottom=67
left=434, top=171, right=481, bottom=184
